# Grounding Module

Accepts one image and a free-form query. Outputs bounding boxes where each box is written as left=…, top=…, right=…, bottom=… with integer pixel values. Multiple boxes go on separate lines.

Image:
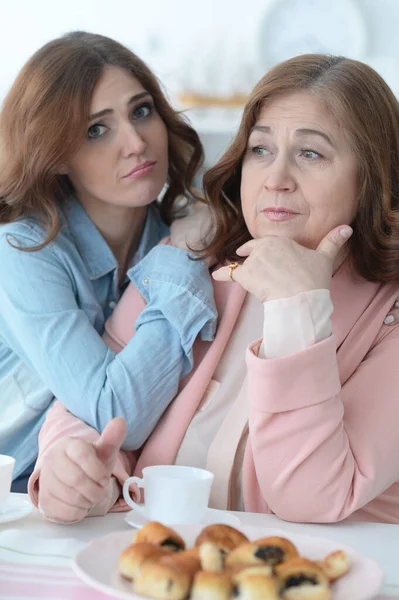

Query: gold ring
left=229, top=262, right=239, bottom=281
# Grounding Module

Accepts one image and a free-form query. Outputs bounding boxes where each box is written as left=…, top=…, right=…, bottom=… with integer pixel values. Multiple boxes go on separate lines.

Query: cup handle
left=123, top=476, right=146, bottom=515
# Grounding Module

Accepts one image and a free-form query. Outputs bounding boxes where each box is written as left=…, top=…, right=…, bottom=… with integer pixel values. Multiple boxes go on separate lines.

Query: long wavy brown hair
left=203, top=54, right=399, bottom=283
left=0, top=31, right=203, bottom=248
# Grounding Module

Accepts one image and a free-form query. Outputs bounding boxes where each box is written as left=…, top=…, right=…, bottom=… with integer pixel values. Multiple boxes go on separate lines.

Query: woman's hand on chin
left=384, top=298, right=399, bottom=325
left=212, top=225, right=353, bottom=303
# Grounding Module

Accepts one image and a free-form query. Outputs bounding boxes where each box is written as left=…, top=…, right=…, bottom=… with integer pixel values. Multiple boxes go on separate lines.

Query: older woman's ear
left=384, top=299, right=399, bottom=325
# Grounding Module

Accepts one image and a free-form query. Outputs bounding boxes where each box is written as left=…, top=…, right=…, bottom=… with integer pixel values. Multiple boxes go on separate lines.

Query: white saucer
left=0, top=495, right=33, bottom=525
left=125, top=507, right=241, bottom=529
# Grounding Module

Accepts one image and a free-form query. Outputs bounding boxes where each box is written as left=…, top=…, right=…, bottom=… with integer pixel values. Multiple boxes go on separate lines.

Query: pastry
left=119, top=542, right=167, bottom=581
left=282, top=585, right=332, bottom=600
left=199, top=541, right=226, bottom=572
left=190, top=570, right=233, bottom=600
left=318, top=550, right=350, bottom=582
left=231, top=573, right=281, bottom=599
left=158, top=549, right=201, bottom=578
left=232, top=564, right=274, bottom=580
left=195, top=524, right=249, bottom=553
left=276, top=558, right=330, bottom=598
left=133, top=561, right=191, bottom=600
left=226, top=536, right=298, bottom=568
left=133, top=522, right=185, bottom=552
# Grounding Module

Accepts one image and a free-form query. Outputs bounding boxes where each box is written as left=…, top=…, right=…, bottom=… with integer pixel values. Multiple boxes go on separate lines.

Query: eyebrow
left=250, top=125, right=335, bottom=147
left=89, top=91, right=151, bottom=121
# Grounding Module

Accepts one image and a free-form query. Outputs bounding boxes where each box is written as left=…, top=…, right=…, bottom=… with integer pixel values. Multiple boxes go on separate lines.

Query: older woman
left=31, top=54, right=399, bottom=524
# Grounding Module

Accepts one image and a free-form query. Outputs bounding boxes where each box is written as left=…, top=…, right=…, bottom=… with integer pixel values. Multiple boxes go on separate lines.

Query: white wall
left=1, top=0, right=398, bottom=165
left=1, top=0, right=399, bottom=101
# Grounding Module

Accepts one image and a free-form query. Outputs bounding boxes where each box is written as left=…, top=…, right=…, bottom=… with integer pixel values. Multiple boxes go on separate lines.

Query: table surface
left=0, top=493, right=398, bottom=599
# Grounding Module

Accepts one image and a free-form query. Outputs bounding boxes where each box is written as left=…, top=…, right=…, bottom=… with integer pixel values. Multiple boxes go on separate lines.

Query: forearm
left=247, top=327, right=399, bottom=523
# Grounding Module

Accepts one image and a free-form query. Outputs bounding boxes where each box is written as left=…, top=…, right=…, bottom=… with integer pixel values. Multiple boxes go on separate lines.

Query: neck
left=80, top=197, right=148, bottom=277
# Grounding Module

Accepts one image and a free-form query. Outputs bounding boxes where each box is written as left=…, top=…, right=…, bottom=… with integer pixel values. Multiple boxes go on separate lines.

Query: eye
left=300, top=149, right=322, bottom=160
left=132, top=102, right=153, bottom=120
left=251, top=146, right=270, bottom=157
left=87, top=124, right=107, bottom=139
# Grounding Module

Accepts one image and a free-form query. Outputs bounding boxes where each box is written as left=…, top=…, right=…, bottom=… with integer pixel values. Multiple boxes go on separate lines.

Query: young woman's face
left=240, top=92, right=359, bottom=249
left=65, top=66, right=168, bottom=212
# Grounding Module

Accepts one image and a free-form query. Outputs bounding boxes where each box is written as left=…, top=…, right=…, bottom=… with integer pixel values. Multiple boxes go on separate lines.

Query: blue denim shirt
left=0, top=198, right=217, bottom=478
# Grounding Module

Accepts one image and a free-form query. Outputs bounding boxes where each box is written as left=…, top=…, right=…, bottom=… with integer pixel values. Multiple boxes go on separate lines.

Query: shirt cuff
left=128, top=245, right=217, bottom=347
left=259, top=289, right=333, bottom=359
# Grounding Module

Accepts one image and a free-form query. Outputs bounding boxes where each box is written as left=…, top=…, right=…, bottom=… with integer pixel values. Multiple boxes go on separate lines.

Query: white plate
left=73, top=524, right=384, bottom=600
left=0, top=495, right=33, bottom=525
left=124, top=507, right=241, bottom=529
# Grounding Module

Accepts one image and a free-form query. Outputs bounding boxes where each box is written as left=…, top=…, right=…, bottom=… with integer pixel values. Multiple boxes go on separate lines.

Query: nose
left=264, top=154, right=296, bottom=193
left=120, top=123, right=147, bottom=158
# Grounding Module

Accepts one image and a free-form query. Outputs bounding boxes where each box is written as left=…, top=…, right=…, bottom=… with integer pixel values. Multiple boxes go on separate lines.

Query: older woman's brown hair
left=203, top=54, right=399, bottom=283
left=0, top=31, right=203, bottom=248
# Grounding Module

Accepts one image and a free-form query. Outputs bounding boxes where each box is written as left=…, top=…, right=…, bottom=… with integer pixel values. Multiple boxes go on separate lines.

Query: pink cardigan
left=29, top=263, right=399, bottom=523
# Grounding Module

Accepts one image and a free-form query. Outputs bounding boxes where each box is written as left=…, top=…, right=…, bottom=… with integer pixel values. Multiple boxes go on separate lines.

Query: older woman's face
left=240, top=92, right=358, bottom=249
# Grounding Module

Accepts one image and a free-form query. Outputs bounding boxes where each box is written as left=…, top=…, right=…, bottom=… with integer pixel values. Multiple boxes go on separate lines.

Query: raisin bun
left=191, top=570, right=233, bottom=600
left=133, top=522, right=185, bottom=552
left=133, top=560, right=191, bottom=600
left=232, top=573, right=281, bottom=600
left=119, top=542, right=167, bottom=581
left=276, top=558, right=331, bottom=600
left=226, top=536, right=298, bottom=568
left=317, top=550, right=350, bottom=582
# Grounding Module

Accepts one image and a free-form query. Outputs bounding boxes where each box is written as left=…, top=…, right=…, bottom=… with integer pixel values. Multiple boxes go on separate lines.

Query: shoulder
left=0, top=217, right=72, bottom=269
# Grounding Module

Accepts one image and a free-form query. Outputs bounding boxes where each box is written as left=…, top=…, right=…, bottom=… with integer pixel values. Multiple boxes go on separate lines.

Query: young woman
left=0, top=31, right=217, bottom=493
left=31, top=54, right=399, bottom=524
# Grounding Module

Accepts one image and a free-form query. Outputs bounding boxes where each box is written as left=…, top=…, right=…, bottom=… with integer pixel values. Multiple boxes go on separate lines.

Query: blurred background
left=1, top=0, right=398, bottom=169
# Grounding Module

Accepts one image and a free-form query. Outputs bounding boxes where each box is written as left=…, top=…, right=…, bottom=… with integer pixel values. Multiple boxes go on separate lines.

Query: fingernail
left=339, top=226, right=353, bottom=240
left=100, top=477, right=109, bottom=487
left=384, top=315, right=395, bottom=325
left=395, top=301, right=399, bottom=308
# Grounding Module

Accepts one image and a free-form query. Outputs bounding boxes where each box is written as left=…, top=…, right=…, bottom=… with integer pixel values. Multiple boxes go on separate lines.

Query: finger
left=212, top=264, right=243, bottom=283
left=41, top=469, right=94, bottom=512
left=39, top=488, right=90, bottom=524
left=65, top=439, right=110, bottom=486
left=316, top=225, right=353, bottom=261
left=56, top=451, right=110, bottom=503
left=384, top=307, right=399, bottom=326
left=94, top=417, right=127, bottom=469
left=236, top=240, right=257, bottom=257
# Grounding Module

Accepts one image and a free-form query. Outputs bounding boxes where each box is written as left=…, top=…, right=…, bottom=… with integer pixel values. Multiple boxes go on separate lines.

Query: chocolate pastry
left=232, top=564, right=274, bottom=580
left=318, top=550, right=350, bottom=582
left=190, top=570, right=233, bottom=600
left=118, top=542, right=167, bottom=581
left=133, top=561, right=191, bottom=600
left=133, top=522, right=185, bottom=552
left=199, top=541, right=227, bottom=572
left=158, top=549, right=201, bottom=578
left=231, top=573, right=281, bottom=599
left=276, top=557, right=330, bottom=598
left=226, top=536, right=298, bottom=568
left=282, top=585, right=332, bottom=600
left=195, top=524, right=249, bottom=553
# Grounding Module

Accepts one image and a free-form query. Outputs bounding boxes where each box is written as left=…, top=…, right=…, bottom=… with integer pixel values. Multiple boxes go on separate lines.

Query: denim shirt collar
left=62, top=197, right=169, bottom=281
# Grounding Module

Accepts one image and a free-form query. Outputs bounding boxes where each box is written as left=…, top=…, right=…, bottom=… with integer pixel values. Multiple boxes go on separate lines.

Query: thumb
left=93, top=418, right=127, bottom=469
left=316, top=225, right=353, bottom=261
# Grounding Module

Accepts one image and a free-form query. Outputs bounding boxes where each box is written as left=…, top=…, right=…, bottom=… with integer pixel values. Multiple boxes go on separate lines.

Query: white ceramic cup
left=123, top=465, right=214, bottom=525
left=0, top=455, right=15, bottom=511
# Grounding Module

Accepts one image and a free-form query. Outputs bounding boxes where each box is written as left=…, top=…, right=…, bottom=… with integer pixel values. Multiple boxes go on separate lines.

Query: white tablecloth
left=0, top=494, right=398, bottom=598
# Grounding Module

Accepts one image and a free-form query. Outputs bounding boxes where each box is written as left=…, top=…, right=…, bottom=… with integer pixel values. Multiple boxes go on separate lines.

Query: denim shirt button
left=142, top=277, right=150, bottom=285
left=109, top=300, right=117, bottom=309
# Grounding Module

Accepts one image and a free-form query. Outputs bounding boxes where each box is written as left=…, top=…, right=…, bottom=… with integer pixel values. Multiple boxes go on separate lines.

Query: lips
left=124, top=160, right=156, bottom=179
left=262, top=207, right=299, bottom=222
